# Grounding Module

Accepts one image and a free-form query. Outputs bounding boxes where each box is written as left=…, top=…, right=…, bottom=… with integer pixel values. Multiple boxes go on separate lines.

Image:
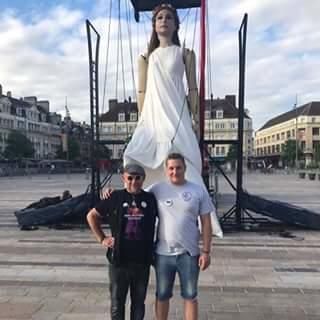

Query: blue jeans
left=109, top=264, right=150, bottom=320
left=155, top=253, right=200, bottom=300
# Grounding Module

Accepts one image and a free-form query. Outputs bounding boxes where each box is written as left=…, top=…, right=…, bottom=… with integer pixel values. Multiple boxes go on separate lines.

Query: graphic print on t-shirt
left=123, top=201, right=145, bottom=240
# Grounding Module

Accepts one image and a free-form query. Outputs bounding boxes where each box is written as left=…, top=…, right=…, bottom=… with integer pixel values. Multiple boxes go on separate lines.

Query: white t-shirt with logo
left=147, top=180, right=214, bottom=256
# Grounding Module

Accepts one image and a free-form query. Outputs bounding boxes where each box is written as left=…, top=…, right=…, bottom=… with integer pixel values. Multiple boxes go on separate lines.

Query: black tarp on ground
left=15, top=194, right=92, bottom=227
left=241, top=191, right=320, bottom=230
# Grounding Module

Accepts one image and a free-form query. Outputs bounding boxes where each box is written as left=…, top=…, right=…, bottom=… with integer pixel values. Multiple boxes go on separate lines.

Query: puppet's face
left=155, top=9, right=177, bottom=39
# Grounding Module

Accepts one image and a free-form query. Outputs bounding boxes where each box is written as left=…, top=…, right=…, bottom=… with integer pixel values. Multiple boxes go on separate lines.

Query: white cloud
left=0, top=0, right=319, bottom=130
left=209, top=0, right=320, bottom=129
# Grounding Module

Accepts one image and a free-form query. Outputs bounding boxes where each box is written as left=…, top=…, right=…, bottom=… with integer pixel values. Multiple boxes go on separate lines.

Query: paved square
left=0, top=173, right=320, bottom=319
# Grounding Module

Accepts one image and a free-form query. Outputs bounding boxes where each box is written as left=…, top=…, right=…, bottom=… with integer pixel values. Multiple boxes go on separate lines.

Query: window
left=216, top=146, right=220, bottom=155
left=276, top=133, right=280, bottom=141
left=292, top=129, right=295, bottom=137
left=312, top=127, right=320, bottom=136
left=281, top=132, right=285, bottom=140
left=205, top=110, right=211, bottom=119
left=130, top=112, right=137, bottom=122
left=298, top=128, right=305, bottom=139
left=105, top=126, right=113, bottom=133
left=216, top=110, right=223, bottom=119
left=313, top=141, right=320, bottom=151
left=128, top=125, right=136, bottom=133
left=117, top=125, right=126, bottom=133
left=118, top=113, right=125, bottom=122
left=286, top=130, right=291, bottom=139
left=17, top=120, right=25, bottom=129
left=221, top=146, right=225, bottom=155
left=117, top=147, right=124, bottom=158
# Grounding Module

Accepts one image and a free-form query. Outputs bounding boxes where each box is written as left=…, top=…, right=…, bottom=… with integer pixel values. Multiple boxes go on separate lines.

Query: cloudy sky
left=0, top=0, right=319, bottom=130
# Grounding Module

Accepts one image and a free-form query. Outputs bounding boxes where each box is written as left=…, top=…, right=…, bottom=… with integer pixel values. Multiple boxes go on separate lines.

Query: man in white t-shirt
left=149, top=153, right=213, bottom=320
left=102, top=153, right=213, bottom=320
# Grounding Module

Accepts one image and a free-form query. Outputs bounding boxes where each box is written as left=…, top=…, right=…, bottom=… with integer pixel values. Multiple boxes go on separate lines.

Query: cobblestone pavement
left=0, top=174, right=319, bottom=319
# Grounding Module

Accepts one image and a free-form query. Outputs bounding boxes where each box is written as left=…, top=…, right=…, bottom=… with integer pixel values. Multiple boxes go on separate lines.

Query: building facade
left=100, top=98, right=138, bottom=160
left=254, top=101, right=320, bottom=166
left=204, top=95, right=253, bottom=161
left=0, top=85, right=61, bottom=159
left=100, top=95, right=253, bottom=161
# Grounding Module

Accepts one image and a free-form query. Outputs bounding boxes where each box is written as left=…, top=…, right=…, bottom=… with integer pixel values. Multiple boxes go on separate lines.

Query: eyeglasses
left=127, top=175, right=142, bottom=182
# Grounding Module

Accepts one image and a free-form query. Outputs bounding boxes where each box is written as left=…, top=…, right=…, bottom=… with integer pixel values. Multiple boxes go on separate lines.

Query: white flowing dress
left=124, top=45, right=222, bottom=237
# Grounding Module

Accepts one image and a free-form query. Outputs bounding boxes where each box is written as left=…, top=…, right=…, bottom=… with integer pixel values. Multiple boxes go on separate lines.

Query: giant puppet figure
left=123, top=3, right=222, bottom=236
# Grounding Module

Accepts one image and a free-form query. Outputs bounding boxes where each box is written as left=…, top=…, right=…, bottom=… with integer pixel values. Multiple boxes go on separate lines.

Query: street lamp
left=294, top=96, right=298, bottom=169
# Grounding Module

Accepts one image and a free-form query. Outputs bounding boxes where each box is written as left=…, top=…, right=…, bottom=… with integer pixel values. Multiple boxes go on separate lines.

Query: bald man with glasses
left=87, top=164, right=158, bottom=320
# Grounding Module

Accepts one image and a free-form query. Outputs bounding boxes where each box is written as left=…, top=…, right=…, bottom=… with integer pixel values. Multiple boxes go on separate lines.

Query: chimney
left=109, top=99, right=118, bottom=110
left=7, top=91, right=12, bottom=98
left=38, top=100, right=50, bottom=112
left=225, top=95, right=236, bottom=107
left=23, top=96, right=37, bottom=106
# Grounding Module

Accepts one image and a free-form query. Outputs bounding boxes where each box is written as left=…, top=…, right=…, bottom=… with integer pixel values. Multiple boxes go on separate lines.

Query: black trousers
left=109, top=264, right=150, bottom=320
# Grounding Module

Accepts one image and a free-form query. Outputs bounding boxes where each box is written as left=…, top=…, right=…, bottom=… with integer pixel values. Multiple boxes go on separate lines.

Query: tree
left=226, top=144, right=237, bottom=161
left=226, top=144, right=238, bottom=170
left=314, top=142, right=320, bottom=165
left=4, top=130, right=34, bottom=159
left=281, top=140, right=302, bottom=167
left=55, top=136, right=80, bottom=160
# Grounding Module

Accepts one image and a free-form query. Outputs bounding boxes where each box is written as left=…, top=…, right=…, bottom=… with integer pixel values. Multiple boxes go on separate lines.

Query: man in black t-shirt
left=87, top=164, right=158, bottom=320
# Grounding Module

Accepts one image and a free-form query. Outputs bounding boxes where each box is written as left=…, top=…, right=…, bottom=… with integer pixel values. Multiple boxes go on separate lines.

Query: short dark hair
left=165, top=153, right=186, bottom=168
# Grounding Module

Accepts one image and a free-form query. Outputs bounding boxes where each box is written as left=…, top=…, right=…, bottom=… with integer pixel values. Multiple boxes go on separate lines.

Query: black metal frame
left=213, top=14, right=248, bottom=227
left=86, top=20, right=101, bottom=207
left=235, top=13, right=248, bottom=225
left=130, top=0, right=201, bottom=22
left=205, top=14, right=261, bottom=228
left=85, top=8, right=261, bottom=227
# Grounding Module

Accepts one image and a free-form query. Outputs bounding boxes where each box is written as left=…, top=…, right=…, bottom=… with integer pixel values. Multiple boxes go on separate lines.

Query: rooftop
left=259, top=101, right=320, bottom=131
